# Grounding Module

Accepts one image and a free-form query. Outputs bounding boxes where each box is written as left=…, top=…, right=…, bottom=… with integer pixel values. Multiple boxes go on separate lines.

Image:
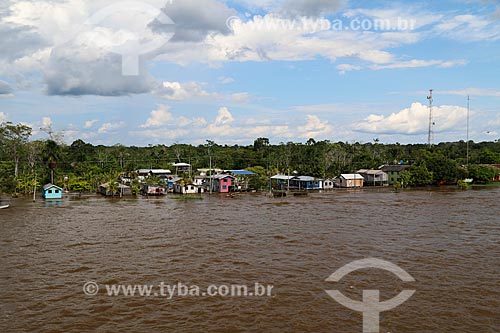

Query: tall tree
left=0, top=122, right=32, bottom=178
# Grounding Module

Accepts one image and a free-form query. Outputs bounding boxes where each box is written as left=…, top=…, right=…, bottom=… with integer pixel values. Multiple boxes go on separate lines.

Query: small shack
left=99, top=183, right=132, bottom=197
left=42, top=184, right=63, bottom=199
left=174, top=183, right=205, bottom=194
left=323, top=178, right=336, bottom=189
left=337, top=174, right=364, bottom=188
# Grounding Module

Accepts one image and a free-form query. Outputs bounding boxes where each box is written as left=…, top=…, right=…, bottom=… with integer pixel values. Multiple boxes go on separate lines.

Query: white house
left=323, top=178, right=336, bottom=189
left=174, top=183, right=204, bottom=194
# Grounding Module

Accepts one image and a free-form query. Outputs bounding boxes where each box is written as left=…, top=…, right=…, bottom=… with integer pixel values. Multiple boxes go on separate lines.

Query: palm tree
left=43, top=140, right=60, bottom=184
left=100, top=171, right=121, bottom=197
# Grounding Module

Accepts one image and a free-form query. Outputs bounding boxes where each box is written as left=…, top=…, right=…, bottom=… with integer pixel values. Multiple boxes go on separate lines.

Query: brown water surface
left=0, top=187, right=499, bottom=332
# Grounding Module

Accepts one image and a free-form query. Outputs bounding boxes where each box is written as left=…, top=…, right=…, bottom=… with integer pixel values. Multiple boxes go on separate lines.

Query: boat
left=0, top=204, right=9, bottom=209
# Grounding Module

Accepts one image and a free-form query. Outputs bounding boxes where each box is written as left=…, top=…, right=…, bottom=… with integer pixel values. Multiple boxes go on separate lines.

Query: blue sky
left=0, top=0, right=499, bottom=146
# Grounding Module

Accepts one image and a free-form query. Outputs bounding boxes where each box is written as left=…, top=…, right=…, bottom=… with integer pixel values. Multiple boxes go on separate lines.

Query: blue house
left=42, top=184, right=63, bottom=199
left=290, top=176, right=322, bottom=190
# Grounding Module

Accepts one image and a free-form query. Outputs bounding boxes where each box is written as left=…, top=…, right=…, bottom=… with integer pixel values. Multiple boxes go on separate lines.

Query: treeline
left=1, top=122, right=500, bottom=194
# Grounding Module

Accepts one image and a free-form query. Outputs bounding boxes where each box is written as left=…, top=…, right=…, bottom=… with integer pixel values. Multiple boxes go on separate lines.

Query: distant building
left=270, top=174, right=294, bottom=190
left=337, top=174, right=364, bottom=188
left=42, top=184, right=63, bottom=199
left=229, top=170, right=256, bottom=191
left=174, top=183, right=205, bottom=194
left=166, top=176, right=182, bottom=190
left=381, top=165, right=409, bottom=185
left=136, top=169, right=171, bottom=181
left=99, top=183, right=132, bottom=197
left=270, top=174, right=322, bottom=190
left=194, top=175, right=205, bottom=186
left=211, top=175, right=235, bottom=193
left=173, top=163, right=191, bottom=174
left=323, top=178, right=336, bottom=189
left=140, top=184, right=166, bottom=196
left=290, top=176, right=322, bottom=190
left=357, top=169, right=389, bottom=186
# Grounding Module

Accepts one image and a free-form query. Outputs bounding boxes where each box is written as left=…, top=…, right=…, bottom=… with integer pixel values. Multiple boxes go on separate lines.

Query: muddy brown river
left=1, top=187, right=499, bottom=332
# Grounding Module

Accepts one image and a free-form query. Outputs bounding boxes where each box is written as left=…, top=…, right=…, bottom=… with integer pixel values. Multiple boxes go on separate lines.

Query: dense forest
left=1, top=122, right=500, bottom=195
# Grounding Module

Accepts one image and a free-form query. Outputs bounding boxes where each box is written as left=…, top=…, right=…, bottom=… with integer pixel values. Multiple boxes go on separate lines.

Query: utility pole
left=427, top=89, right=434, bottom=147
left=466, top=95, right=470, bottom=167
left=33, top=170, right=37, bottom=202
left=208, top=147, right=212, bottom=195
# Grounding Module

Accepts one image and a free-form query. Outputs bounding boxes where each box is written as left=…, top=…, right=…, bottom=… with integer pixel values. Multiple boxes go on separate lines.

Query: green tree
left=68, top=179, right=92, bottom=193
left=0, top=122, right=32, bottom=177
left=406, top=165, right=433, bottom=186
left=467, top=165, right=497, bottom=183
left=246, top=166, right=268, bottom=190
left=43, top=140, right=62, bottom=184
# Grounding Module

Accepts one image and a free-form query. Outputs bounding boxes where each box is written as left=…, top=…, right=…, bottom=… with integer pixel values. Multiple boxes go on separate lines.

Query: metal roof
left=357, top=169, right=386, bottom=175
left=213, top=174, right=235, bottom=179
left=271, top=175, right=294, bottom=180
left=340, top=174, right=364, bottom=180
left=42, top=183, right=62, bottom=190
left=294, top=176, right=315, bottom=181
left=137, top=169, right=171, bottom=174
left=381, top=165, right=409, bottom=172
left=167, top=177, right=182, bottom=183
left=100, top=183, right=130, bottom=189
left=230, top=170, right=256, bottom=175
left=173, top=163, right=191, bottom=167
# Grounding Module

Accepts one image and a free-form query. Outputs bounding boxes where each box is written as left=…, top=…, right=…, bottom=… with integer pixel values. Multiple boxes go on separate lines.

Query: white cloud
left=434, top=14, right=500, bottom=41
left=370, top=59, right=467, bottom=70
left=98, top=121, right=125, bottom=134
left=355, top=102, right=468, bottom=135
left=439, top=88, right=500, bottom=97
left=230, top=92, right=251, bottom=103
left=1, top=0, right=483, bottom=97
left=214, top=107, right=235, bottom=125
left=141, top=104, right=174, bottom=128
left=219, top=76, right=235, bottom=84
left=337, top=63, right=362, bottom=75
left=297, top=115, right=333, bottom=138
left=344, top=7, right=443, bottom=30
left=488, top=114, right=500, bottom=127
left=41, top=117, right=53, bottom=129
left=155, top=81, right=215, bottom=101
left=84, top=119, right=99, bottom=129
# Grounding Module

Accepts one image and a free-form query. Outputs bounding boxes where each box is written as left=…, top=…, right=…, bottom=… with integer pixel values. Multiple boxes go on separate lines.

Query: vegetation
left=1, top=122, right=500, bottom=195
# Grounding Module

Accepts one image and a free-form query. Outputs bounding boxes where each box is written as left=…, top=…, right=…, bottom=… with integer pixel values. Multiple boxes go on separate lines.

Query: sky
left=0, top=0, right=499, bottom=146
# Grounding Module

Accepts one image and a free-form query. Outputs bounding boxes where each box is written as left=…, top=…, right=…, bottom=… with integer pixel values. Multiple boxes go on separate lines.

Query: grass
left=170, top=195, right=203, bottom=200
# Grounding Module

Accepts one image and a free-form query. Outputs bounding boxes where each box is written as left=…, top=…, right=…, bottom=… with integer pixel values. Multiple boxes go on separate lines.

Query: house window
left=223, top=179, right=227, bottom=183
left=222, top=185, right=227, bottom=190
left=48, top=190, right=52, bottom=194
left=55, top=190, right=59, bottom=193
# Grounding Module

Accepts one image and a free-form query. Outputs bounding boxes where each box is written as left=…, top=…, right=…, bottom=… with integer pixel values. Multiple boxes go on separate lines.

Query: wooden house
left=381, top=165, right=409, bottom=185
left=212, top=175, right=235, bottom=193
left=42, top=184, right=63, bottom=199
left=357, top=169, right=389, bottom=186
left=338, top=174, right=364, bottom=188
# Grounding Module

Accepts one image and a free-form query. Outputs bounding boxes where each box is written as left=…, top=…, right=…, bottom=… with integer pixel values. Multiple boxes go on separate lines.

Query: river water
left=0, top=187, right=499, bottom=332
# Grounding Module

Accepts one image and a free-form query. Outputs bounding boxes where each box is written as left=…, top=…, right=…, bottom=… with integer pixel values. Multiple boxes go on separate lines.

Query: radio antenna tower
left=427, top=89, right=434, bottom=147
